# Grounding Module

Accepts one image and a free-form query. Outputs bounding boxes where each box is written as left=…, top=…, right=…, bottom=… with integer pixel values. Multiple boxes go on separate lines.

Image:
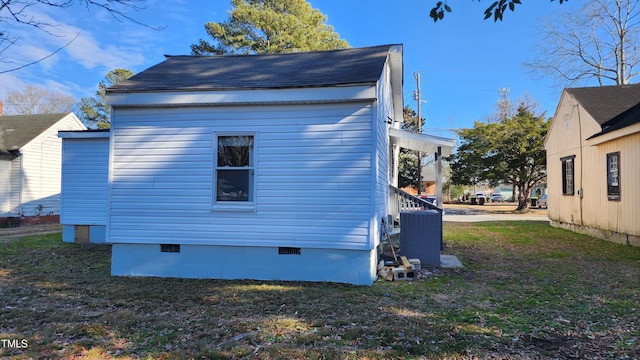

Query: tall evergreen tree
left=191, top=0, right=349, bottom=55
left=79, top=68, right=133, bottom=129
left=448, top=104, right=549, bottom=211
left=398, top=107, right=422, bottom=189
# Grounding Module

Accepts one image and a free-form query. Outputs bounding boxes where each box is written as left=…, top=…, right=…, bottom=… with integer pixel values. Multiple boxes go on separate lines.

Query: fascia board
left=105, top=86, right=376, bottom=106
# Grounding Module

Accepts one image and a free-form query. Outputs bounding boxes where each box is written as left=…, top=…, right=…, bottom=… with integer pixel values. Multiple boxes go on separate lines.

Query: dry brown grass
left=1, top=222, right=638, bottom=359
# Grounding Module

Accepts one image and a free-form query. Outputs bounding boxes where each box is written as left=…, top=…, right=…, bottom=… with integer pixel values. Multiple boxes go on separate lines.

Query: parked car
left=490, top=193, right=504, bottom=202
left=538, top=194, right=548, bottom=209
left=419, top=195, right=437, bottom=206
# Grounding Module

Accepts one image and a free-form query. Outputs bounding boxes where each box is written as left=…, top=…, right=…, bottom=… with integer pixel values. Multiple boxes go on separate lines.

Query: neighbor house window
left=215, top=134, right=255, bottom=203
left=607, top=152, right=620, bottom=201
left=561, top=155, right=575, bottom=195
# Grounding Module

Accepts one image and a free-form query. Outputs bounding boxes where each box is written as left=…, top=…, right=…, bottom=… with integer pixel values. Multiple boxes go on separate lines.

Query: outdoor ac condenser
left=400, top=210, right=442, bottom=266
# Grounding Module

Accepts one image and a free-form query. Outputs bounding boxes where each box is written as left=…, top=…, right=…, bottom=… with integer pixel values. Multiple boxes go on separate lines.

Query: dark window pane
left=217, top=170, right=252, bottom=202
left=218, top=136, right=253, bottom=167
left=607, top=152, right=620, bottom=200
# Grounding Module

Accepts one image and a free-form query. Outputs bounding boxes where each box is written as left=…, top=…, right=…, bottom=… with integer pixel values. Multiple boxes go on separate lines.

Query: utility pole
left=414, top=72, right=423, bottom=195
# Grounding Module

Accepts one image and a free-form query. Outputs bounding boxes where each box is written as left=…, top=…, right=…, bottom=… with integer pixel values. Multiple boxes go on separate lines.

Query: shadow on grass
left=1, top=224, right=639, bottom=359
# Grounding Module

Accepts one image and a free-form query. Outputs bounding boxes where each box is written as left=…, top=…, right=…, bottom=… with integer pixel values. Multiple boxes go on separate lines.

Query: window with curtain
left=215, top=135, right=254, bottom=202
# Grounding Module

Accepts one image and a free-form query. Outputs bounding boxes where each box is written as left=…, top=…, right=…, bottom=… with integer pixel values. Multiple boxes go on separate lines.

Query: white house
left=58, top=130, right=110, bottom=243
left=86, top=44, right=455, bottom=285
left=0, top=113, right=85, bottom=217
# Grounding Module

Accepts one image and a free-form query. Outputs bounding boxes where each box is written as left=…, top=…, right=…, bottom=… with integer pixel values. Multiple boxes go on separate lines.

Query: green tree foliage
left=397, top=107, right=422, bottom=189
left=448, top=104, right=549, bottom=210
left=79, top=68, right=133, bottom=129
left=191, top=0, right=349, bottom=55
left=429, top=0, right=567, bottom=22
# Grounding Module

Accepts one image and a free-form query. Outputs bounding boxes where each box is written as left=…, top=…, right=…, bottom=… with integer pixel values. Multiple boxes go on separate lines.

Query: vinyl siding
left=373, top=61, right=393, bottom=245
left=581, top=132, right=640, bottom=237
left=109, top=103, right=376, bottom=250
left=9, top=156, right=21, bottom=214
left=547, top=92, right=640, bottom=238
left=0, top=160, right=9, bottom=213
left=60, top=138, right=110, bottom=225
left=19, top=114, right=85, bottom=215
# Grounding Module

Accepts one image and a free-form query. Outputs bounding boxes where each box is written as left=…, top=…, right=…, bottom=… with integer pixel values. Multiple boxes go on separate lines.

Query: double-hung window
left=213, top=133, right=255, bottom=210
left=607, top=152, right=620, bottom=201
left=561, top=155, right=575, bottom=195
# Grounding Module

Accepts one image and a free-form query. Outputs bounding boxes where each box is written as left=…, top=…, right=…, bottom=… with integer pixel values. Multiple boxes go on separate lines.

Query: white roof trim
left=106, top=86, right=376, bottom=107
left=389, top=127, right=456, bottom=156
left=388, top=44, right=404, bottom=122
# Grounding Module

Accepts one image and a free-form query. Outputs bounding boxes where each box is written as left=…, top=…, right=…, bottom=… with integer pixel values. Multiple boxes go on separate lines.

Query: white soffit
left=389, top=127, right=456, bottom=156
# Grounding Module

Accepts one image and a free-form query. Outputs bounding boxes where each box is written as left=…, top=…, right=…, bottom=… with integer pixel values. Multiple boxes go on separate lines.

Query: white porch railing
left=388, top=185, right=442, bottom=225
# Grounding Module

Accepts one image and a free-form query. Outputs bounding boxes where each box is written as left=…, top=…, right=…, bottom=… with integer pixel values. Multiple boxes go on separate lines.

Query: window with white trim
left=215, top=134, right=255, bottom=203
left=607, top=152, right=620, bottom=201
left=561, top=156, right=574, bottom=195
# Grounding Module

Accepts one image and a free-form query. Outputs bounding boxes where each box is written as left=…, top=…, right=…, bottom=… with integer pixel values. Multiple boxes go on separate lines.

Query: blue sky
left=0, top=0, right=582, bottom=137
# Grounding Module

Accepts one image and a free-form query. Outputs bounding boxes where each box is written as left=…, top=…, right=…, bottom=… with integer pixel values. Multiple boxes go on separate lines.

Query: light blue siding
left=109, top=103, right=376, bottom=251
left=373, top=62, right=394, bottom=245
left=60, top=138, right=110, bottom=225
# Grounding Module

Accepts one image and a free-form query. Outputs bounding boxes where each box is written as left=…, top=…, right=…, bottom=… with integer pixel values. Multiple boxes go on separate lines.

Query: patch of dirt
left=0, top=223, right=62, bottom=241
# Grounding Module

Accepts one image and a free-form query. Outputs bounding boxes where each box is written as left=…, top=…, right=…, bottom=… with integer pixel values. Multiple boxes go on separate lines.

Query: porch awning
left=389, top=128, right=456, bottom=156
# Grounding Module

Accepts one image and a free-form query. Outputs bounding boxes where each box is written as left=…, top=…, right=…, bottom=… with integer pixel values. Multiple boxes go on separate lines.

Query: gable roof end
left=0, top=113, right=74, bottom=153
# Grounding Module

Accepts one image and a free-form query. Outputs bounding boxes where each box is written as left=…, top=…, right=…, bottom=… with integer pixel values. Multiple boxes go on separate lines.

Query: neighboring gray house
left=60, top=44, right=455, bottom=285
left=0, top=113, right=85, bottom=217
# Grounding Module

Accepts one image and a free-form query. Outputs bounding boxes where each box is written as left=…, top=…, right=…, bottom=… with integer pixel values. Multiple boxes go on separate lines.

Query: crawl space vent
left=161, top=244, right=180, bottom=253
left=278, top=247, right=301, bottom=255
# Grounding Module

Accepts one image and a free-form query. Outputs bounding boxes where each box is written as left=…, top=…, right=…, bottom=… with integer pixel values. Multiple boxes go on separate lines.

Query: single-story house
left=545, top=84, right=640, bottom=246
left=0, top=113, right=85, bottom=217
left=60, top=44, right=455, bottom=285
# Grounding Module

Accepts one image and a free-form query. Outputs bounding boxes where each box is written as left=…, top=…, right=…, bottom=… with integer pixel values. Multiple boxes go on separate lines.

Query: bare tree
left=526, top=0, right=640, bottom=86
left=3, top=85, right=75, bottom=115
left=0, top=0, right=158, bottom=74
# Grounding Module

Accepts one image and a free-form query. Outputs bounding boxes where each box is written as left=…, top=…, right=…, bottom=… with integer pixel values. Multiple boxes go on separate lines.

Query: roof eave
left=388, top=44, right=404, bottom=122
left=106, top=85, right=377, bottom=107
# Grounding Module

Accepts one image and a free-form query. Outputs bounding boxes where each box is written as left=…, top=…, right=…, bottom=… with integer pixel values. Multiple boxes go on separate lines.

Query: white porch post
left=392, top=144, right=399, bottom=187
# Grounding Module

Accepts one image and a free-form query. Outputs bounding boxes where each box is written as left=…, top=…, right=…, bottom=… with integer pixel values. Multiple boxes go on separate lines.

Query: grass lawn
left=1, top=222, right=639, bottom=359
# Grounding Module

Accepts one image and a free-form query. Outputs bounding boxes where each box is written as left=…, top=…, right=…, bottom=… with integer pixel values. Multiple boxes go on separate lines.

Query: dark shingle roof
left=567, top=83, right=640, bottom=125
left=0, top=113, right=71, bottom=155
left=107, top=45, right=399, bottom=93
left=587, top=101, right=640, bottom=139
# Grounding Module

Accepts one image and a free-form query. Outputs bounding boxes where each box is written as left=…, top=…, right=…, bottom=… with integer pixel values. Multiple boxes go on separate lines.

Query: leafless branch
left=0, top=32, right=77, bottom=73
left=0, top=0, right=164, bottom=73
left=525, top=0, right=640, bottom=87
